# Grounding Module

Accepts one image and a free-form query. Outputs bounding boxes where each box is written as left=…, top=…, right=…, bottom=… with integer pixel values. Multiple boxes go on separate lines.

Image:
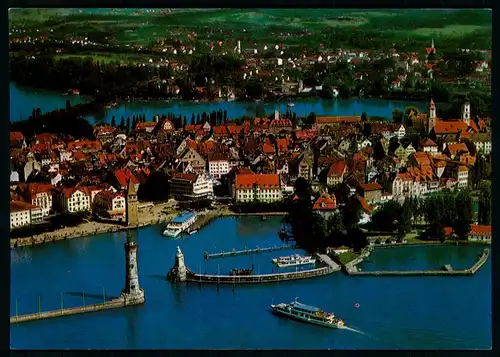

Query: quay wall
left=10, top=299, right=128, bottom=324
left=186, top=266, right=336, bottom=284
left=347, top=248, right=489, bottom=277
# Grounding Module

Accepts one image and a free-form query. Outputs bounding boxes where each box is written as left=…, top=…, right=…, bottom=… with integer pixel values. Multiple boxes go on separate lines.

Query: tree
left=478, top=183, right=491, bottom=225
left=372, top=140, right=386, bottom=161
left=361, top=112, right=368, bottom=122
left=342, top=196, right=363, bottom=230
left=111, top=116, right=116, bottom=127
left=392, top=109, right=403, bottom=123
left=126, top=117, right=131, bottom=133
left=398, top=199, right=412, bottom=235
left=463, top=138, right=477, bottom=156
left=371, top=199, right=401, bottom=231
left=347, top=228, right=369, bottom=252
left=120, top=116, right=125, bottom=128
left=65, top=99, right=71, bottom=111
left=451, top=190, right=473, bottom=240
left=191, top=113, right=195, bottom=125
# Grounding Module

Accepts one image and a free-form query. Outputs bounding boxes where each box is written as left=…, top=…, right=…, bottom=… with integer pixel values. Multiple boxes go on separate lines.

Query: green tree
left=478, top=183, right=491, bottom=225
left=392, top=109, right=403, bottom=123
left=111, top=116, right=116, bottom=127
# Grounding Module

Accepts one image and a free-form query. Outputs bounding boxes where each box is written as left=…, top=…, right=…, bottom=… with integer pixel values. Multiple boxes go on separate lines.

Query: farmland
left=9, top=8, right=492, bottom=51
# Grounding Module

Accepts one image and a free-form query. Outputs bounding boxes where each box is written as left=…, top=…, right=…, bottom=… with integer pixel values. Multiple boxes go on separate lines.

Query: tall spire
left=431, top=38, right=434, bottom=49
left=127, top=177, right=137, bottom=196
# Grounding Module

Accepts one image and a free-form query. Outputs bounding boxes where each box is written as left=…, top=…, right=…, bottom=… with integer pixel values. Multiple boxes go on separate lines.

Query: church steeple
left=126, top=178, right=138, bottom=227
left=428, top=97, right=437, bottom=133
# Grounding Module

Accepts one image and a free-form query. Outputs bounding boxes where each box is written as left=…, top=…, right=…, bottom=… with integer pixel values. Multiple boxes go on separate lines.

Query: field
left=9, top=9, right=492, bottom=49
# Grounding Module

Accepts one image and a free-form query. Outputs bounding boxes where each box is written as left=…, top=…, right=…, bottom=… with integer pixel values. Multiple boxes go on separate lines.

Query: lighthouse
left=120, top=229, right=145, bottom=305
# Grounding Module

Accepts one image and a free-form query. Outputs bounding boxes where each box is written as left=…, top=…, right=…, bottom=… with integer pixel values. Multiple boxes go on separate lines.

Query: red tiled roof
left=171, top=173, right=198, bottom=183
left=360, top=182, right=382, bottom=192
left=235, top=174, right=279, bottom=189
left=420, top=138, right=437, bottom=147
left=10, top=132, right=24, bottom=141
left=316, top=116, right=361, bottom=124
left=25, top=183, right=53, bottom=200
left=446, top=143, right=469, bottom=156
left=262, top=143, right=275, bottom=154
left=10, top=200, right=39, bottom=212
left=114, top=169, right=139, bottom=188
left=327, top=161, right=347, bottom=177
left=434, top=120, right=468, bottom=135
left=312, top=193, right=337, bottom=211
left=135, top=121, right=157, bottom=129
left=469, top=225, right=491, bottom=237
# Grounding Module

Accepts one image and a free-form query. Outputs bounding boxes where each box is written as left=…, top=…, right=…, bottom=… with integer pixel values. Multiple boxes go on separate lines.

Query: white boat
left=277, top=256, right=316, bottom=268
left=272, top=253, right=301, bottom=264
left=163, top=211, right=197, bottom=237
left=287, top=102, right=295, bottom=107
left=271, top=298, right=345, bottom=329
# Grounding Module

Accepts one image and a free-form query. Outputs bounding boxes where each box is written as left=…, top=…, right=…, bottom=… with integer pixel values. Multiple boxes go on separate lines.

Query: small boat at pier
left=272, top=253, right=301, bottom=264
left=276, top=256, right=316, bottom=268
left=271, top=298, right=345, bottom=328
left=163, top=211, right=197, bottom=237
left=229, top=264, right=254, bottom=276
left=261, top=215, right=267, bottom=221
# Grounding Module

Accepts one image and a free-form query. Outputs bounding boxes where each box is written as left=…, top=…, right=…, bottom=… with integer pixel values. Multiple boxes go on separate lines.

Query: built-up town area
left=9, top=9, right=492, bottom=253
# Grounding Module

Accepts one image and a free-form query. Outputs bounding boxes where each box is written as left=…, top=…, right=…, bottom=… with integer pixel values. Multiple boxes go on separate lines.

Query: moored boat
left=163, top=211, right=197, bottom=237
left=276, top=256, right=316, bottom=268
left=272, top=253, right=301, bottom=264
left=271, top=298, right=345, bottom=328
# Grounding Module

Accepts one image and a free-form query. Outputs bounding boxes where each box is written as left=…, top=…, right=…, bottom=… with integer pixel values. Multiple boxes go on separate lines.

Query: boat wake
left=340, top=325, right=368, bottom=336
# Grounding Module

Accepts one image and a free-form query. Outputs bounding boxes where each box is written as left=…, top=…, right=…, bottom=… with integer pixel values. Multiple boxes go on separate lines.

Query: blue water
left=10, top=82, right=428, bottom=124
left=10, top=217, right=491, bottom=349
left=10, top=83, right=89, bottom=121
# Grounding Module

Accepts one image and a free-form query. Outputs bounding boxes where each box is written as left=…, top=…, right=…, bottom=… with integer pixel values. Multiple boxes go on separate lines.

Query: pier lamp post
left=38, top=296, right=41, bottom=315
left=83, top=290, right=86, bottom=309
left=103, top=287, right=106, bottom=303
left=15, top=299, right=18, bottom=317
left=61, top=292, right=64, bottom=312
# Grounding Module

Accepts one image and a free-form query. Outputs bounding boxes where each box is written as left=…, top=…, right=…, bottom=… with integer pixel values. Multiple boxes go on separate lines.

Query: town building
left=234, top=173, right=282, bottom=203
left=10, top=200, right=43, bottom=230
left=359, top=182, right=383, bottom=203
left=169, top=173, right=213, bottom=200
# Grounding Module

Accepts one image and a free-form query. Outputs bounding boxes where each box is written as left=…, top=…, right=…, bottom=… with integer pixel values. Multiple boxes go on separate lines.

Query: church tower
left=126, top=178, right=138, bottom=227
left=462, top=100, right=471, bottom=124
left=120, top=230, right=145, bottom=305
left=427, top=98, right=437, bottom=133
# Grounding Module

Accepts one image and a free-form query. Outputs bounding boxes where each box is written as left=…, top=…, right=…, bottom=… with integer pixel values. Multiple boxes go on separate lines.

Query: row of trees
left=370, top=189, right=484, bottom=242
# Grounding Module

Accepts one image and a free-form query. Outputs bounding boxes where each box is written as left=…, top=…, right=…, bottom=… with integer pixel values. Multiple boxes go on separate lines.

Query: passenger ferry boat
left=271, top=298, right=345, bottom=328
left=272, top=254, right=316, bottom=268
left=276, top=256, right=316, bottom=268
left=163, top=211, right=197, bottom=238
left=272, top=253, right=301, bottom=264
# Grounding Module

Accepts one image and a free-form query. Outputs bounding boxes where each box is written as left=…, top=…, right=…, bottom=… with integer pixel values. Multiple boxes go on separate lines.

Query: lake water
left=10, top=82, right=428, bottom=124
left=10, top=216, right=491, bottom=349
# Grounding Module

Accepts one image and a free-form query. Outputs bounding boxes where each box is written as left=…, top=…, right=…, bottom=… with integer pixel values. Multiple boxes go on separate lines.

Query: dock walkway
left=204, top=244, right=294, bottom=259
left=10, top=296, right=144, bottom=324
